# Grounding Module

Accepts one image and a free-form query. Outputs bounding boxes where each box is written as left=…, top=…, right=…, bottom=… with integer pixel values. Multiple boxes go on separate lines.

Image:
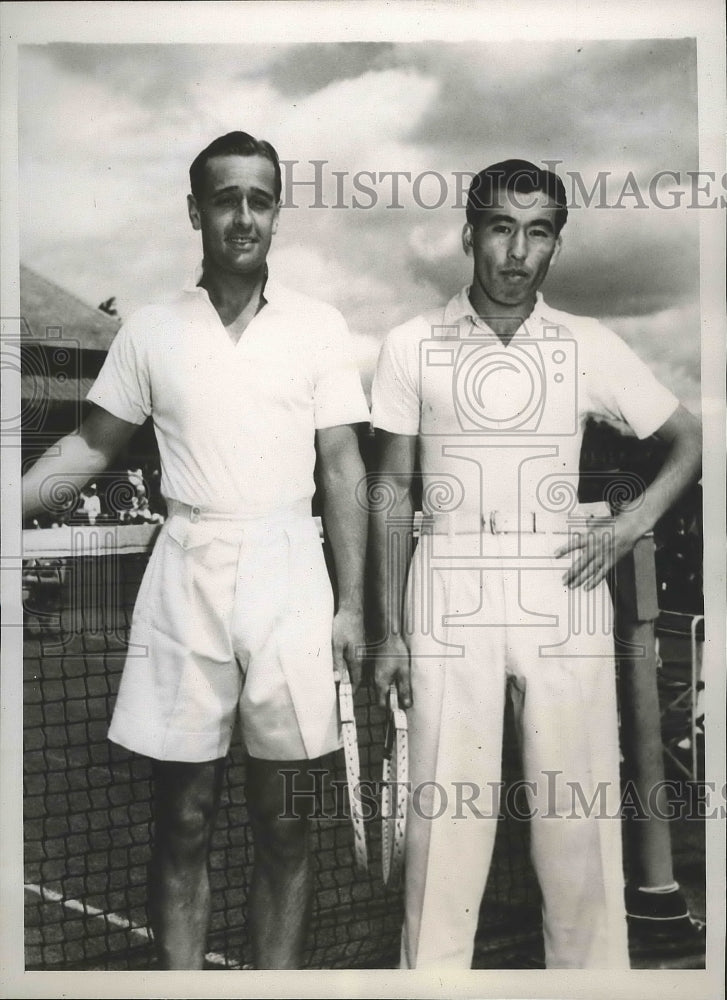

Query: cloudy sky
left=17, top=33, right=710, bottom=409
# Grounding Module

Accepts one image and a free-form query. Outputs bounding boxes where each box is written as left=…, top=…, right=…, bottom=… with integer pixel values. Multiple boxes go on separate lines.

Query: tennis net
left=22, top=524, right=542, bottom=971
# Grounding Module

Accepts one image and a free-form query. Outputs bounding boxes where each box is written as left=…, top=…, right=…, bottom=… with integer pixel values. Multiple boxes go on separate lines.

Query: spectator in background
left=78, top=483, right=101, bottom=525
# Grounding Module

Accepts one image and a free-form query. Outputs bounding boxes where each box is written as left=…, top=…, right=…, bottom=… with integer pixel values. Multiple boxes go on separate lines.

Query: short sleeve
left=313, top=309, right=370, bottom=429
left=371, top=325, right=421, bottom=435
left=86, top=315, right=151, bottom=425
left=586, top=323, right=679, bottom=439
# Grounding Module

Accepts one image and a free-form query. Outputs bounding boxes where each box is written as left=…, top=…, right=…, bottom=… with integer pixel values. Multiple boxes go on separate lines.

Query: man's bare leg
left=246, top=756, right=320, bottom=969
left=149, top=758, right=226, bottom=969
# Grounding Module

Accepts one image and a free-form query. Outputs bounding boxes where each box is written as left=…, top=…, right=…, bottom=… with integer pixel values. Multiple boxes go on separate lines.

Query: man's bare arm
left=23, top=404, right=139, bottom=521
left=369, top=430, right=417, bottom=708
left=315, top=424, right=368, bottom=691
left=558, top=404, right=703, bottom=589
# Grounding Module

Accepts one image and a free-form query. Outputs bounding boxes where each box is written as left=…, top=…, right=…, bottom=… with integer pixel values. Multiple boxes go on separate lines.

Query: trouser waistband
left=426, top=509, right=614, bottom=535
left=166, top=497, right=312, bottom=526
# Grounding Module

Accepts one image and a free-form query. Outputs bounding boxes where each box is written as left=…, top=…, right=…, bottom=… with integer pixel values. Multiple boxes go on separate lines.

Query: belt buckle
left=490, top=511, right=536, bottom=534
left=190, top=505, right=201, bottom=524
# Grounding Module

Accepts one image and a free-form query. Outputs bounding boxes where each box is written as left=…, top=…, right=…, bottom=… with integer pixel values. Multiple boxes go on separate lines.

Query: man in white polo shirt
left=369, top=159, right=702, bottom=969
left=23, top=131, right=370, bottom=969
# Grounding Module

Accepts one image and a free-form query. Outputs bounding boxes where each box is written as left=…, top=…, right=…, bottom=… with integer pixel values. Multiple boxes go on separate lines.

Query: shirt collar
left=183, top=262, right=205, bottom=294
left=183, top=263, right=281, bottom=306
left=443, top=285, right=551, bottom=338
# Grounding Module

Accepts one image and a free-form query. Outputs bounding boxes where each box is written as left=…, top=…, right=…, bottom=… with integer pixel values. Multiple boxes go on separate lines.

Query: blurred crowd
left=25, top=464, right=167, bottom=530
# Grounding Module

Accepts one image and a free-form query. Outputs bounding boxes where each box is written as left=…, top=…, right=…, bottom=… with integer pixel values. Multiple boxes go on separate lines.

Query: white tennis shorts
left=108, top=500, right=340, bottom=762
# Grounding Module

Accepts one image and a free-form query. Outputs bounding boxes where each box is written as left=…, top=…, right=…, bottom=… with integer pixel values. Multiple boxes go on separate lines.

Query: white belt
left=164, top=498, right=315, bottom=550
left=485, top=509, right=603, bottom=534
left=427, top=508, right=613, bottom=535
left=166, top=497, right=311, bottom=525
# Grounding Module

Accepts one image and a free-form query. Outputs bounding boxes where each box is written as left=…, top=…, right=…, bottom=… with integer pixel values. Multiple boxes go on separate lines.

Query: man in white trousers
left=369, top=159, right=702, bottom=969
left=23, top=131, right=370, bottom=969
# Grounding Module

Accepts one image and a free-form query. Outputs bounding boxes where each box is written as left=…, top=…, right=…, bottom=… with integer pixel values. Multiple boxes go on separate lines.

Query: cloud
left=606, top=304, right=701, bottom=414
left=395, top=39, right=698, bottom=173
left=545, top=203, right=700, bottom=318
left=16, top=39, right=704, bottom=410
left=39, top=42, right=283, bottom=112
left=267, top=43, right=396, bottom=97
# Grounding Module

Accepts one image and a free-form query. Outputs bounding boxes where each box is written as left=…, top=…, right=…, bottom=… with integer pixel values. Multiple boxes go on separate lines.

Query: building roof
left=19, top=263, right=121, bottom=352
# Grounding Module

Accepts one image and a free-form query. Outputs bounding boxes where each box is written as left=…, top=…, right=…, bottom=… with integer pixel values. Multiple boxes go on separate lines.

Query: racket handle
left=388, top=683, right=408, bottom=729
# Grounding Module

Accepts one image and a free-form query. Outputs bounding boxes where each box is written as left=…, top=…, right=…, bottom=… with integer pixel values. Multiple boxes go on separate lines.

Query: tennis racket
left=338, top=666, right=368, bottom=872
left=381, top=682, right=408, bottom=886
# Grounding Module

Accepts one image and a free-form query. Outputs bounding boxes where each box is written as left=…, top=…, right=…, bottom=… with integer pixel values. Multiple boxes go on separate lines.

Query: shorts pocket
left=166, top=516, right=221, bottom=551
left=283, top=520, right=332, bottom=612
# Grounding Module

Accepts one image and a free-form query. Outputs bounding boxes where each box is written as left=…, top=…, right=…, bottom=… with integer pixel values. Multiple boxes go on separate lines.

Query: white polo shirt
left=88, top=277, right=370, bottom=516
left=372, top=286, right=679, bottom=526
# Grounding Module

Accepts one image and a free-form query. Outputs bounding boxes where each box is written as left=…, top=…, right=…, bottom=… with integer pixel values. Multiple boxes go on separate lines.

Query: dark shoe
left=626, top=884, right=705, bottom=943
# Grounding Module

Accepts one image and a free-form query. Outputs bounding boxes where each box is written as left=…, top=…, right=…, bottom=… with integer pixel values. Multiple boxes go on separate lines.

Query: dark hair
left=189, top=131, right=282, bottom=202
left=466, top=159, right=568, bottom=235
